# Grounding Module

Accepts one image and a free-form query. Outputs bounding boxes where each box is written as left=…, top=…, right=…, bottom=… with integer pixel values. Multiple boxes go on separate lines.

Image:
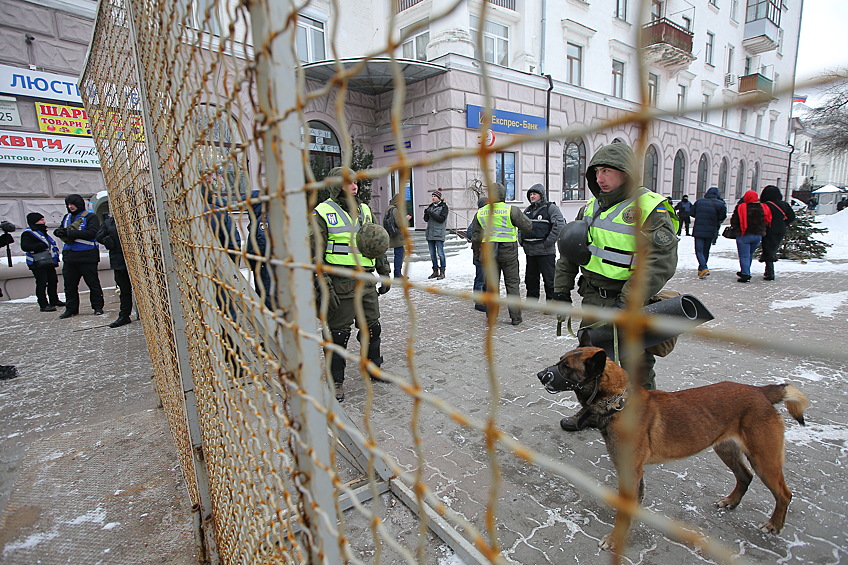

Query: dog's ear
left=577, top=328, right=592, bottom=348
left=585, top=349, right=607, bottom=379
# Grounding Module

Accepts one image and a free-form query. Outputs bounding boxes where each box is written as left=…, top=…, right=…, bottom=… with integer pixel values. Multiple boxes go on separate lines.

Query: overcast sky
left=795, top=0, right=848, bottom=105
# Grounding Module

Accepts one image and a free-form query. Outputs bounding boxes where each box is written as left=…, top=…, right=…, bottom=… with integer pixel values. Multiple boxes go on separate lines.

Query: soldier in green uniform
left=313, top=167, right=391, bottom=402
left=552, top=142, right=679, bottom=431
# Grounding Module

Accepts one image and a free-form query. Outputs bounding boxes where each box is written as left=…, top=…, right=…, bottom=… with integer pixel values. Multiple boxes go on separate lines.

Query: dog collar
left=595, top=390, right=628, bottom=417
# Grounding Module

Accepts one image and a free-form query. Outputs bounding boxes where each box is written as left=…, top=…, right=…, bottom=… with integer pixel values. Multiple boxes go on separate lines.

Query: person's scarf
left=738, top=190, right=772, bottom=234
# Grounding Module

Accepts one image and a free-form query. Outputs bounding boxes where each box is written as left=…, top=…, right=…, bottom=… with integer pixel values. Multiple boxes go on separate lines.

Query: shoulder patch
left=652, top=226, right=677, bottom=248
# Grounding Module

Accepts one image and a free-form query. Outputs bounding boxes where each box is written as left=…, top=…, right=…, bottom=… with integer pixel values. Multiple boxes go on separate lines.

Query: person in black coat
left=245, top=189, right=273, bottom=310
left=673, top=194, right=693, bottom=235
left=21, top=213, right=65, bottom=311
left=759, top=185, right=796, bottom=281
left=96, top=213, right=133, bottom=327
left=690, top=187, right=727, bottom=279
left=54, top=194, right=104, bottom=318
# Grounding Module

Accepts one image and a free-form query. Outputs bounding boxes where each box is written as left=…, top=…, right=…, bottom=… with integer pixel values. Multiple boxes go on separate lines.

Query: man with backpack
left=518, top=184, right=565, bottom=302
left=383, top=193, right=411, bottom=278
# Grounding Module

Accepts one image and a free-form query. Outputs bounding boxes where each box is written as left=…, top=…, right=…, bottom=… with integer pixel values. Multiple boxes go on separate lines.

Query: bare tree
left=806, top=70, right=848, bottom=155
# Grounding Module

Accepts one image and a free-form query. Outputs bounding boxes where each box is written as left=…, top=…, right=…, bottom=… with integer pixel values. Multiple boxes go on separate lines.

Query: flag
left=792, top=95, right=807, bottom=104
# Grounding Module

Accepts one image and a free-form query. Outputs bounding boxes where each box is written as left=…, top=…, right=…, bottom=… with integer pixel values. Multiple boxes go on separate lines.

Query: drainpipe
left=540, top=0, right=547, bottom=75
left=544, top=73, right=554, bottom=200
left=785, top=143, right=795, bottom=201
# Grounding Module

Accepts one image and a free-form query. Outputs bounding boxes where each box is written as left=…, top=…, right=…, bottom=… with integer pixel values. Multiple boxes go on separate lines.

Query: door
left=390, top=168, right=415, bottom=228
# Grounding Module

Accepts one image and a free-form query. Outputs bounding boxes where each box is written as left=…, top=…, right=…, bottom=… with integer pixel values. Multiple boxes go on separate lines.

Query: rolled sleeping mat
left=581, top=294, right=714, bottom=358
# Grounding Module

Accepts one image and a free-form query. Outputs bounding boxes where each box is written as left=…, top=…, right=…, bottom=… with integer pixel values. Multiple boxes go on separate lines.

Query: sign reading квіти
left=465, top=104, right=546, bottom=135
left=0, top=130, right=100, bottom=168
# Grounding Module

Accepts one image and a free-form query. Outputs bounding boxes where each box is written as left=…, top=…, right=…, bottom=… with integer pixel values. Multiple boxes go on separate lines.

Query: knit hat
left=26, top=212, right=45, bottom=229
left=432, top=189, right=442, bottom=200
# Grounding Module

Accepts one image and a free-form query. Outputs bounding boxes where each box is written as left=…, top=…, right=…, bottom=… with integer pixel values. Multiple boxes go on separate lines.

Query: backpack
left=383, top=207, right=400, bottom=237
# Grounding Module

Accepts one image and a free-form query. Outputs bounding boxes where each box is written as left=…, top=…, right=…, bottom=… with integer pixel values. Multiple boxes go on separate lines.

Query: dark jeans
left=694, top=237, right=714, bottom=271
left=62, top=261, right=104, bottom=313
left=392, top=246, right=404, bottom=278
left=32, top=266, right=60, bottom=308
left=427, top=240, right=445, bottom=270
left=114, top=268, right=134, bottom=319
left=524, top=254, right=556, bottom=299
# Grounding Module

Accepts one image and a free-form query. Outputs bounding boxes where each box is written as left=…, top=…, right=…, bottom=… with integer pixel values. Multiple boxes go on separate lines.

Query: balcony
left=742, top=18, right=780, bottom=54
left=641, top=18, right=696, bottom=69
left=398, top=0, right=515, bottom=11
left=738, top=72, right=774, bottom=103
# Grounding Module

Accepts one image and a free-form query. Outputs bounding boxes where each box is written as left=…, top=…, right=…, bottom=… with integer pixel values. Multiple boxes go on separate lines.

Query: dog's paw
left=758, top=521, right=782, bottom=534
left=599, top=533, right=615, bottom=551
left=715, top=497, right=739, bottom=510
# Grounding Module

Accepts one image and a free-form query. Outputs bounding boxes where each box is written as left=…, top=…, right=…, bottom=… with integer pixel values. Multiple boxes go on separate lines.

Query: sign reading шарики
left=465, top=104, right=546, bottom=135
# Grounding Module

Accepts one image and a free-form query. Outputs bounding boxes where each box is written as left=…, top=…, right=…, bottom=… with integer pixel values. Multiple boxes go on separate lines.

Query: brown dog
left=537, top=332, right=810, bottom=551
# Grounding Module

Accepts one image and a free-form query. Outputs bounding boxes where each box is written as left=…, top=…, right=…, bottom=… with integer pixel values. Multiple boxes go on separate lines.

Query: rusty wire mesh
left=78, top=0, right=846, bottom=563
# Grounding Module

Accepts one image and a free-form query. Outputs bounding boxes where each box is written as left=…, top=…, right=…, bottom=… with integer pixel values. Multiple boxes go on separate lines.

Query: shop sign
left=0, top=64, right=81, bottom=103
left=36, top=102, right=91, bottom=136
left=0, top=96, right=21, bottom=127
left=0, top=129, right=100, bottom=168
left=383, top=140, right=412, bottom=153
left=465, top=104, right=546, bottom=135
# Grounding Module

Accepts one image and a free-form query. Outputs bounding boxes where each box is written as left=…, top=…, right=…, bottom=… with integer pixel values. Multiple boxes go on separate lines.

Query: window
left=672, top=150, right=686, bottom=200
left=701, top=94, right=711, bottom=122
left=296, top=14, right=326, bottom=63
left=563, top=138, right=587, bottom=200
left=746, top=0, right=780, bottom=26
left=721, top=108, right=729, bottom=128
left=709, top=0, right=718, bottom=6
left=682, top=15, right=692, bottom=30
left=651, top=0, right=664, bottom=21
left=696, top=153, right=709, bottom=198
left=677, top=84, right=687, bottom=114
left=719, top=157, right=729, bottom=198
left=612, top=60, right=625, bottom=98
left=777, top=28, right=784, bottom=55
left=744, top=56, right=752, bottom=75
left=495, top=151, right=516, bottom=201
left=647, top=73, right=659, bottom=106
left=740, top=109, right=748, bottom=134
left=706, top=32, right=715, bottom=66
left=751, top=162, right=760, bottom=191
left=736, top=160, right=746, bottom=200
left=768, top=117, right=777, bottom=141
left=755, top=112, right=764, bottom=138
left=567, top=43, right=583, bottom=86
left=306, top=120, right=343, bottom=178
left=731, top=0, right=739, bottom=20
left=616, top=0, right=628, bottom=20
left=195, top=104, right=249, bottom=202
left=401, top=22, right=430, bottom=61
left=643, top=145, right=659, bottom=192
left=180, top=0, right=223, bottom=35
left=471, top=16, right=509, bottom=66
left=727, top=45, right=735, bottom=74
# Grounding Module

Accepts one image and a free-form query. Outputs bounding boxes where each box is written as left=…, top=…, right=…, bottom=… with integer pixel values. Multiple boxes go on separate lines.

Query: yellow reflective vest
left=582, top=188, right=678, bottom=280
left=475, top=202, right=518, bottom=243
left=314, top=199, right=376, bottom=269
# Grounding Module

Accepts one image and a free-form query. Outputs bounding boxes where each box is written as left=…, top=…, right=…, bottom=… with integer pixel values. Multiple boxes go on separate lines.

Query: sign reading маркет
left=465, top=104, right=546, bottom=135
left=0, top=130, right=100, bottom=168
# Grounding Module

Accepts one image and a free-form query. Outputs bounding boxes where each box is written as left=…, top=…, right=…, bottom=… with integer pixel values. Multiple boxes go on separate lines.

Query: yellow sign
left=106, top=110, right=145, bottom=141
left=35, top=102, right=90, bottom=136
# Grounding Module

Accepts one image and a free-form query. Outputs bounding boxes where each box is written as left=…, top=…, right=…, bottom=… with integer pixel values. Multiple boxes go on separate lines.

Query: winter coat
left=760, top=185, right=796, bottom=262
left=691, top=187, right=727, bottom=239
left=518, top=185, right=565, bottom=257
left=384, top=204, right=406, bottom=248
left=730, top=191, right=769, bottom=237
left=245, top=190, right=267, bottom=258
left=553, top=143, right=679, bottom=304
left=674, top=198, right=692, bottom=219
left=21, top=221, right=59, bottom=270
left=56, top=194, right=101, bottom=265
left=423, top=200, right=449, bottom=241
left=96, top=216, right=127, bottom=270
left=469, top=183, right=533, bottom=263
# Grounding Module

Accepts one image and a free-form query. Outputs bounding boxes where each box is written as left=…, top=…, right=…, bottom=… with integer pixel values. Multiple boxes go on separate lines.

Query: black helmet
left=557, top=220, right=591, bottom=265
left=356, top=223, right=389, bottom=259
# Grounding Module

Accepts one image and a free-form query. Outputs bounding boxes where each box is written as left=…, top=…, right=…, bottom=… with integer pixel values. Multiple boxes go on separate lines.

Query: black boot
left=109, top=317, right=132, bottom=328
left=764, top=261, right=775, bottom=281
left=436, top=267, right=445, bottom=280
left=359, top=322, right=385, bottom=381
left=560, top=408, right=599, bottom=432
left=328, top=330, right=351, bottom=401
left=428, top=268, right=439, bottom=279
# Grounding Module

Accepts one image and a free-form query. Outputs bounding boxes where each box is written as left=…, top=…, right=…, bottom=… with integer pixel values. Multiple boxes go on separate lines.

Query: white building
left=294, top=0, right=803, bottom=226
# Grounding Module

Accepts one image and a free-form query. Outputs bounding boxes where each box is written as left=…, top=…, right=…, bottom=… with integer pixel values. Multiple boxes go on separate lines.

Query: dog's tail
left=763, top=384, right=810, bottom=426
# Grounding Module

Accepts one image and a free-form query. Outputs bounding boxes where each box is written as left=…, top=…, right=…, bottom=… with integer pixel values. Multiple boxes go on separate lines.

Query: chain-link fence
left=79, top=0, right=843, bottom=563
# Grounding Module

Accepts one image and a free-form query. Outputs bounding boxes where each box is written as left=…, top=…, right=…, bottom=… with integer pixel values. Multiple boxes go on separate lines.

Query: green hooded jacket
left=554, top=143, right=678, bottom=303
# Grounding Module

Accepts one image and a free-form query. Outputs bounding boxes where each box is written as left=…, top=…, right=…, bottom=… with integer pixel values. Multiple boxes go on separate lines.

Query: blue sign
left=465, top=104, right=546, bottom=134
left=383, top=140, right=412, bottom=153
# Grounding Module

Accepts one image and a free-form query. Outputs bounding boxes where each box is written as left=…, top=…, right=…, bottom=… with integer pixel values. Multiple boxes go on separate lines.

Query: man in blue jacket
left=691, top=187, right=727, bottom=279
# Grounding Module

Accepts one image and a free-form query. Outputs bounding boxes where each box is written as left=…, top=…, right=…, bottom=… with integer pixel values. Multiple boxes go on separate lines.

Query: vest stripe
left=315, top=200, right=376, bottom=268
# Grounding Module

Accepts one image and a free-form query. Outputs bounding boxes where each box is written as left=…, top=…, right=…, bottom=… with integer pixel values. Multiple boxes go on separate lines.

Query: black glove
left=54, top=227, right=68, bottom=239
left=377, top=279, right=391, bottom=295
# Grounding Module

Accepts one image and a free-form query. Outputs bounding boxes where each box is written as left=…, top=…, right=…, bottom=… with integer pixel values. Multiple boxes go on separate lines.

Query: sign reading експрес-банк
left=0, top=130, right=100, bottom=168
left=465, top=104, right=546, bottom=135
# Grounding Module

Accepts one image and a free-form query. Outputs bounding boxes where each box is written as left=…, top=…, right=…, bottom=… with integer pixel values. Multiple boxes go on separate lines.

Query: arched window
left=696, top=153, right=709, bottom=199
left=751, top=162, right=760, bottom=191
left=305, top=120, right=343, bottom=179
left=643, top=144, right=659, bottom=192
left=672, top=150, right=686, bottom=200
left=718, top=157, right=729, bottom=199
left=736, top=160, right=746, bottom=200
left=563, top=137, right=586, bottom=200
left=194, top=103, right=249, bottom=202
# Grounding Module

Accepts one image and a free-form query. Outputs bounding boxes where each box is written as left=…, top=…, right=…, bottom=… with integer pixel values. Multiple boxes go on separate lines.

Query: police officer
left=54, top=194, right=104, bottom=318
left=470, top=182, right=533, bottom=325
left=313, top=167, right=391, bottom=402
left=518, top=183, right=565, bottom=302
left=552, top=143, right=679, bottom=431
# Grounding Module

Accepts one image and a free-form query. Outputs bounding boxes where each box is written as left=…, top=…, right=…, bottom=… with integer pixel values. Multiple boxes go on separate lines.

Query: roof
left=813, top=184, right=846, bottom=193
left=301, top=58, right=447, bottom=95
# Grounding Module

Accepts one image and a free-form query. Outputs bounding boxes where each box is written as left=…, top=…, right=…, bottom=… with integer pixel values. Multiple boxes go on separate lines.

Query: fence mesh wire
left=79, top=0, right=844, bottom=564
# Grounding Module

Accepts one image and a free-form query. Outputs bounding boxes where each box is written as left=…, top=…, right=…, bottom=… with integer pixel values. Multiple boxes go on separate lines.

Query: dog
left=537, top=331, right=810, bottom=552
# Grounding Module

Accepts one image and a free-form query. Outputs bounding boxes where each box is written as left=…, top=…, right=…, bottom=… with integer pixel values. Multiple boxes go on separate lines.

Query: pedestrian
left=383, top=192, right=411, bottom=279
left=53, top=194, right=104, bottom=318
left=690, top=187, right=727, bottom=279
left=674, top=194, right=692, bottom=235
left=423, top=189, right=449, bottom=279
left=729, top=190, right=771, bottom=283
left=469, top=196, right=488, bottom=312
left=20, top=213, right=65, bottom=312
left=245, top=189, right=273, bottom=309
left=552, top=142, right=679, bottom=431
left=96, top=212, right=134, bottom=327
left=313, top=167, right=391, bottom=402
left=759, top=185, right=796, bottom=281
left=518, top=183, right=565, bottom=302
left=470, top=182, right=533, bottom=325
